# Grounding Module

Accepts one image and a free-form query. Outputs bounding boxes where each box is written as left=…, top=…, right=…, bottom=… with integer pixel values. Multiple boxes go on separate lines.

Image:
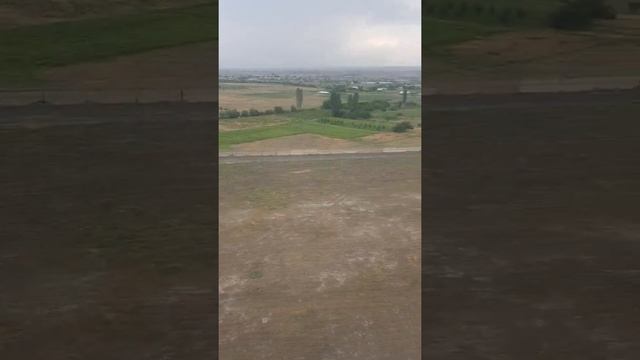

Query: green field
left=219, top=106, right=421, bottom=150
left=0, top=2, right=217, bottom=86
left=423, top=17, right=504, bottom=51
left=424, top=0, right=561, bottom=27
left=219, top=121, right=375, bottom=150
left=422, top=0, right=563, bottom=53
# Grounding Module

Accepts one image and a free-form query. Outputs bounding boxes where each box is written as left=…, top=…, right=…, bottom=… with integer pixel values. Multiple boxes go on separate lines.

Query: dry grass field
left=42, top=42, right=217, bottom=90
left=219, top=83, right=325, bottom=112
left=425, top=15, right=640, bottom=82
left=219, top=152, right=421, bottom=360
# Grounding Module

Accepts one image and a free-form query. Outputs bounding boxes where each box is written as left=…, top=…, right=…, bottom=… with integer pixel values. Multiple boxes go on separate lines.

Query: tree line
left=321, top=90, right=417, bottom=120
left=219, top=105, right=299, bottom=119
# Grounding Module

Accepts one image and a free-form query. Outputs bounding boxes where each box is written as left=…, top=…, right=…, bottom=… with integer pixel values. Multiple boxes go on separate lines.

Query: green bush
left=426, top=4, right=436, bottom=14
left=549, top=0, right=616, bottom=29
left=346, top=109, right=372, bottom=119
left=456, top=2, right=468, bottom=16
left=392, top=121, right=414, bottom=133
left=498, top=8, right=513, bottom=24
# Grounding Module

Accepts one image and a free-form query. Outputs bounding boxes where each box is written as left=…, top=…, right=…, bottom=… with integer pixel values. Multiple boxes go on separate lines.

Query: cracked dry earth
left=219, top=153, right=421, bottom=360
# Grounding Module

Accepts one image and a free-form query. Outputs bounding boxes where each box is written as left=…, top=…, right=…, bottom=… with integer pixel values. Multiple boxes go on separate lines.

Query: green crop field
left=423, top=17, right=504, bottom=51
left=0, top=2, right=217, bottom=86
left=422, top=0, right=564, bottom=53
left=219, top=103, right=422, bottom=150
left=219, top=120, right=375, bottom=150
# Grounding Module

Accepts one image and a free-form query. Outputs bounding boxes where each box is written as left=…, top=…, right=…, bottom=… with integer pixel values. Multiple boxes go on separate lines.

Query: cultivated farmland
left=218, top=82, right=422, bottom=152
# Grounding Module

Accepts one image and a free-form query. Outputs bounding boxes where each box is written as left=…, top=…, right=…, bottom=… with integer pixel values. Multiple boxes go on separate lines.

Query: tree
left=274, top=106, right=284, bottom=114
left=329, top=91, right=343, bottom=117
left=295, top=88, right=303, bottom=109
left=401, top=87, right=408, bottom=107
left=348, top=92, right=360, bottom=110
left=241, top=110, right=249, bottom=117
left=290, top=105, right=297, bottom=112
left=249, top=108, right=260, bottom=116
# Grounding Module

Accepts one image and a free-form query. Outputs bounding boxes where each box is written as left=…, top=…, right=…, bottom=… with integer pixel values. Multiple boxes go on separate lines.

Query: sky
left=219, top=0, right=421, bottom=69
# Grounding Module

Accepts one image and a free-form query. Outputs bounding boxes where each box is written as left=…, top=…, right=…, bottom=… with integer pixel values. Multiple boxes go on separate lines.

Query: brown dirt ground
left=42, top=42, right=217, bottom=90
left=425, top=16, right=640, bottom=82
left=230, top=134, right=372, bottom=152
left=361, top=128, right=422, bottom=148
left=219, top=153, right=421, bottom=360
left=423, top=91, right=640, bottom=359
left=0, top=103, right=218, bottom=360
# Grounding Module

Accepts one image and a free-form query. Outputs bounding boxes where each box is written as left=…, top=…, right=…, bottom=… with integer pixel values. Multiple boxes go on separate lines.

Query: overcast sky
left=219, top=0, right=421, bottom=69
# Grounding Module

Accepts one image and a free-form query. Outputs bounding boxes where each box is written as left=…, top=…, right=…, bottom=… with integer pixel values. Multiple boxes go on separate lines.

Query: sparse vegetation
left=0, top=2, right=217, bottom=85
left=392, top=121, right=415, bottom=133
left=219, top=83, right=421, bottom=149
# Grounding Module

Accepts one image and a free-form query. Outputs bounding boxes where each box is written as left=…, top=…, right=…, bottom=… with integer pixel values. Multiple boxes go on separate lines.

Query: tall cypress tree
left=295, top=88, right=303, bottom=109
left=329, top=91, right=342, bottom=117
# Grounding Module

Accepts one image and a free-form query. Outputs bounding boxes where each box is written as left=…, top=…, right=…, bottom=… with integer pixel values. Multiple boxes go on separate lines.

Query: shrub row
left=424, top=1, right=528, bottom=25
left=219, top=105, right=297, bottom=119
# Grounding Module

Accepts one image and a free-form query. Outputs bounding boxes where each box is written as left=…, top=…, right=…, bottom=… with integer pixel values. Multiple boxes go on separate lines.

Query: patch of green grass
left=424, top=0, right=561, bottom=27
left=219, top=120, right=375, bottom=150
left=422, top=0, right=564, bottom=53
left=0, top=2, right=217, bottom=86
left=423, top=17, right=504, bottom=53
left=219, top=124, right=305, bottom=150
left=292, top=121, right=375, bottom=139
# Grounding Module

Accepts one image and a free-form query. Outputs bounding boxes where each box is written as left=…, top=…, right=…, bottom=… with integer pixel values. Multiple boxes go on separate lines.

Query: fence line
left=0, top=87, right=218, bottom=106
left=5, top=76, right=638, bottom=106
left=423, top=76, right=640, bottom=96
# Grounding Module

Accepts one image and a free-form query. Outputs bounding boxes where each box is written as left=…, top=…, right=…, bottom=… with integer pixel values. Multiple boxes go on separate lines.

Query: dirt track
left=423, top=91, right=640, bottom=359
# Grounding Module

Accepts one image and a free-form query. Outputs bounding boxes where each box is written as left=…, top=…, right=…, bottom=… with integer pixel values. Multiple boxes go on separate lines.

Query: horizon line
left=220, top=65, right=421, bottom=71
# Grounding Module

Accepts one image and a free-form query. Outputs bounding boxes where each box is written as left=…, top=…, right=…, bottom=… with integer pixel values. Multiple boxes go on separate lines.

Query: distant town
left=219, top=67, right=422, bottom=91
